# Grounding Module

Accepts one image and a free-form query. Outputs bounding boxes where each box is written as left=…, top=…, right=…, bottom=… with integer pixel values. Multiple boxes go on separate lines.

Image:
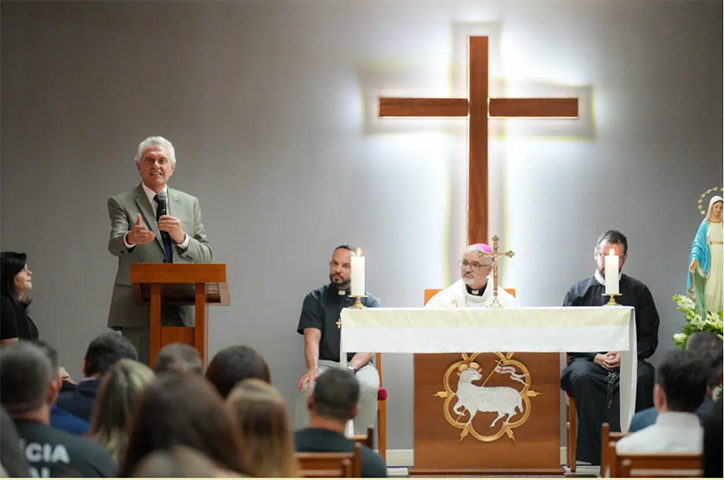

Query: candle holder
left=349, top=294, right=368, bottom=309
left=603, top=293, right=621, bottom=306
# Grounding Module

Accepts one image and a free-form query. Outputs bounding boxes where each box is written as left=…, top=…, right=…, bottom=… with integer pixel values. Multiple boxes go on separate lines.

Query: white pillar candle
left=604, top=249, right=619, bottom=295
left=351, top=248, right=365, bottom=296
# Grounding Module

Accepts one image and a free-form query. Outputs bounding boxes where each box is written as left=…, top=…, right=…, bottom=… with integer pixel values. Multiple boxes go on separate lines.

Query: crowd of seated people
left=0, top=337, right=388, bottom=477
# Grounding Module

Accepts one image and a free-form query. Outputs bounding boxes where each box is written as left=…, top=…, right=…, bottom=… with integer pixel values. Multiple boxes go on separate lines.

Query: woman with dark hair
left=118, top=373, right=249, bottom=477
left=1, top=251, right=38, bottom=344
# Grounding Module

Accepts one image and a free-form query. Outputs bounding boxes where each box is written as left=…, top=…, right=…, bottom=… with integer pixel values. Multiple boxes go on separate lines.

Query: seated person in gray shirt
left=295, top=368, right=387, bottom=478
left=0, top=341, right=116, bottom=477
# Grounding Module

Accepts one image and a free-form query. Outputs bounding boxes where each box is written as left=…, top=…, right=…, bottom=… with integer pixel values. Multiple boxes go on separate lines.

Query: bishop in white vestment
left=426, top=243, right=520, bottom=308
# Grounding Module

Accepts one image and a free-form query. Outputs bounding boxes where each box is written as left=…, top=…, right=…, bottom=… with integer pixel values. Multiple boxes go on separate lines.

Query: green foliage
left=671, top=295, right=723, bottom=348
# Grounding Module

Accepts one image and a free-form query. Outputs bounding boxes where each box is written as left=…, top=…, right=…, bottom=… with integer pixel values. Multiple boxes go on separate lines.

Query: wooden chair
left=600, top=422, right=630, bottom=477
left=298, top=459, right=352, bottom=478
left=375, top=352, right=387, bottom=461
left=611, top=451, right=702, bottom=478
left=565, top=382, right=577, bottom=473
left=619, top=459, right=702, bottom=478
left=349, top=426, right=374, bottom=449
left=296, top=443, right=362, bottom=478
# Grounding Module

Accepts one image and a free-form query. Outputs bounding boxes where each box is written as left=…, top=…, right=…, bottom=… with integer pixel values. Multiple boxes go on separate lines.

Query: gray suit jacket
left=107, top=184, right=212, bottom=328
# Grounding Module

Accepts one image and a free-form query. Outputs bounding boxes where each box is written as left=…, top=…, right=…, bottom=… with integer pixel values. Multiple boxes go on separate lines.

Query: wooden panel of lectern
left=130, top=263, right=229, bottom=366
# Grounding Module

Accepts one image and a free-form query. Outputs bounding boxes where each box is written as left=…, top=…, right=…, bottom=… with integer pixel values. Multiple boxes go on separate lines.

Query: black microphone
left=156, top=190, right=168, bottom=218
left=155, top=191, right=173, bottom=247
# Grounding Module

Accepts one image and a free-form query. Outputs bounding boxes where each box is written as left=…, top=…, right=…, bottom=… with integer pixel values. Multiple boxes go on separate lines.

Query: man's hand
left=298, top=367, right=320, bottom=392
left=158, top=215, right=186, bottom=244
left=603, top=351, right=621, bottom=370
left=59, top=366, right=76, bottom=385
left=127, top=214, right=155, bottom=245
left=593, top=353, right=608, bottom=368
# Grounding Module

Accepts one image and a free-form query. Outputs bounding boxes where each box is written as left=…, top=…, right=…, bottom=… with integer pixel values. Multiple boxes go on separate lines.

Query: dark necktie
left=153, top=194, right=173, bottom=264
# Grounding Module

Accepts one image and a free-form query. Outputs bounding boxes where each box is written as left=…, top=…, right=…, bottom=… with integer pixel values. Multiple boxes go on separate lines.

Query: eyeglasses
left=458, top=260, right=490, bottom=271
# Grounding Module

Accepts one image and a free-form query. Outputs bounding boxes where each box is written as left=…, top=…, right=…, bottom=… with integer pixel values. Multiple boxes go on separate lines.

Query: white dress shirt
left=616, top=411, right=703, bottom=454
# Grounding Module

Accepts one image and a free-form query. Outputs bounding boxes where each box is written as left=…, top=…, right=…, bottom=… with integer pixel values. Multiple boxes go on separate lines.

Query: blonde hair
left=89, top=359, right=155, bottom=459
left=226, top=379, right=299, bottom=477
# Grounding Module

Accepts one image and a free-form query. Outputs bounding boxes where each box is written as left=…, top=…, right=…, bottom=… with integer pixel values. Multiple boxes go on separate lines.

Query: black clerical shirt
left=564, top=273, right=659, bottom=360
left=297, top=284, right=381, bottom=362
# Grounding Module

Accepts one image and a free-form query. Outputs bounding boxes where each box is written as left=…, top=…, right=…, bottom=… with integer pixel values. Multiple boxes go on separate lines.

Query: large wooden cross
left=378, top=36, right=578, bottom=244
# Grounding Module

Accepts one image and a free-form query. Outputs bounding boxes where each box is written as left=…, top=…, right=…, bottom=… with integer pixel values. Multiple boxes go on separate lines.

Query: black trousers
left=560, top=357, right=655, bottom=465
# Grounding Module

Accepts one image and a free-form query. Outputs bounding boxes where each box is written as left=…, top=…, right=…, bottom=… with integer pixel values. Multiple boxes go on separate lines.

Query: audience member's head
left=153, top=343, right=203, bottom=375
left=226, top=379, right=299, bottom=478
left=0, top=341, right=61, bottom=419
left=654, top=349, right=708, bottom=413
left=83, top=332, right=138, bottom=378
left=686, top=332, right=723, bottom=392
left=205, top=345, right=271, bottom=398
left=29, top=339, right=59, bottom=372
left=702, top=397, right=723, bottom=478
left=130, top=446, right=241, bottom=478
left=0, top=405, right=30, bottom=477
left=309, top=368, right=360, bottom=426
left=119, top=373, right=248, bottom=476
left=90, top=359, right=155, bottom=460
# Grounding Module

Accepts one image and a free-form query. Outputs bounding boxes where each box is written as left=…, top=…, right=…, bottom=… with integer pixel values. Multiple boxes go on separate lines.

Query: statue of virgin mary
left=688, top=195, right=723, bottom=316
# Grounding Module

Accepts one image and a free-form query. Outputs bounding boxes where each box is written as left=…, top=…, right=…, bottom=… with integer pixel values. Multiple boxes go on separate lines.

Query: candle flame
left=609, top=249, right=615, bottom=256
left=356, top=248, right=362, bottom=257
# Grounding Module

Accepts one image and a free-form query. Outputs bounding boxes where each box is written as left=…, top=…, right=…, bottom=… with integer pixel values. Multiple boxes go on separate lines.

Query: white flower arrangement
left=671, top=295, right=723, bottom=347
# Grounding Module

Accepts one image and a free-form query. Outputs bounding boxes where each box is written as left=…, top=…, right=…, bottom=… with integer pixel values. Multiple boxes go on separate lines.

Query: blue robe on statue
left=688, top=217, right=711, bottom=317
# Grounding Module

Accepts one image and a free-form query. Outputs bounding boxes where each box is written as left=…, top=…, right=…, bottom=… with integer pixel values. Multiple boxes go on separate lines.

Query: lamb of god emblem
left=433, top=352, right=540, bottom=443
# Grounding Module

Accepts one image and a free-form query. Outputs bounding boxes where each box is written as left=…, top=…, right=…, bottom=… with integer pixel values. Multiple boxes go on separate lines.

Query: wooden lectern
left=130, top=264, right=230, bottom=366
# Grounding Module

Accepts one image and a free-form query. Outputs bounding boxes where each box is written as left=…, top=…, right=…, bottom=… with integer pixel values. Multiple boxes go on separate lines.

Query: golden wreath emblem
left=433, top=352, right=540, bottom=443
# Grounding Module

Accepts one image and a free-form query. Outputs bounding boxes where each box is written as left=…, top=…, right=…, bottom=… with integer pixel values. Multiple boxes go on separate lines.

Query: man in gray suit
left=107, top=136, right=212, bottom=364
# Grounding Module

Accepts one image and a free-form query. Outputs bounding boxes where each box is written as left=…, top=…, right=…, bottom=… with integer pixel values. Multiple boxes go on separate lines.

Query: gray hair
left=134, top=136, right=177, bottom=165
left=463, top=244, right=493, bottom=265
left=0, top=342, right=55, bottom=415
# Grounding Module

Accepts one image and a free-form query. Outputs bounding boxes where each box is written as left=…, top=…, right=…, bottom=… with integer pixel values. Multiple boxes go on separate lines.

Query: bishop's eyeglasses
left=458, top=260, right=490, bottom=271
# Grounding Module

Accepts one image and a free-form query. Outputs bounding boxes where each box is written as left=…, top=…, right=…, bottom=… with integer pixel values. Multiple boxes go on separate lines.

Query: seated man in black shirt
left=56, top=331, right=137, bottom=422
left=295, top=244, right=380, bottom=435
left=295, top=368, right=387, bottom=478
left=560, top=230, right=660, bottom=465
left=0, top=341, right=117, bottom=477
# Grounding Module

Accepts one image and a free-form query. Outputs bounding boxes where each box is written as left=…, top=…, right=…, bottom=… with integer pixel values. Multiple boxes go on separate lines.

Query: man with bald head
left=294, top=244, right=381, bottom=435
left=426, top=243, right=519, bottom=308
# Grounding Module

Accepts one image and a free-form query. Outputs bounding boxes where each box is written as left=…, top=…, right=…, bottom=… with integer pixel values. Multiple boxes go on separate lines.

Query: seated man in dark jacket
left=630, top=331, right=722, bottom=432
left=56, top=332, right=137, bottom=422
left=295, top=368, right=387, bottom=478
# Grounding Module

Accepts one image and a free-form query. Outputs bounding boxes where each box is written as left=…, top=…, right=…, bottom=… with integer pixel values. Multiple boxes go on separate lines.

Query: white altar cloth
left=340, top=306, right=638, bottom=432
